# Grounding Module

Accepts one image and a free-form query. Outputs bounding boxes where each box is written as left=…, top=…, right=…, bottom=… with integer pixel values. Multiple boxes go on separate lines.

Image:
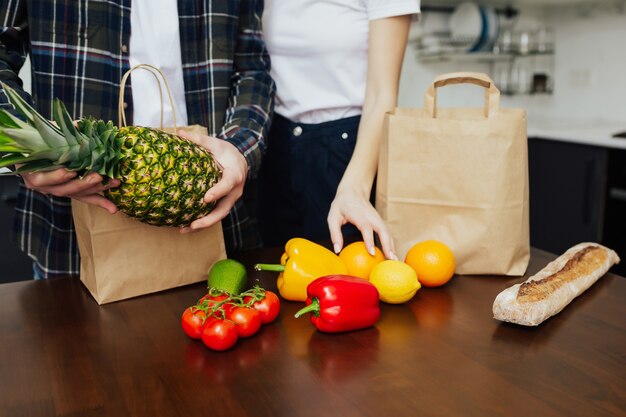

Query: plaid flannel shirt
left=0, top=0, right=275, bottom=279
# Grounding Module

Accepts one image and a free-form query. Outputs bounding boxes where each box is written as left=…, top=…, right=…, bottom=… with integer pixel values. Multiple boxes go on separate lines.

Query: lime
left=369, top=260, right=421, bottom=304
left=207, top=259, right=248, bottom=295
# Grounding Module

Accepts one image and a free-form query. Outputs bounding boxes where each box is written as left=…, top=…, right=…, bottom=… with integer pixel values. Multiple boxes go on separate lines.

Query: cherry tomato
left=201, top=318, right=238, bottom=351
left=181, top=307, right=207, bottom=340
left=228, top=307, right=262, bottom=338
left=245, top=290, right=280, bottom=324
left=199, top=293, right=234, bottom=317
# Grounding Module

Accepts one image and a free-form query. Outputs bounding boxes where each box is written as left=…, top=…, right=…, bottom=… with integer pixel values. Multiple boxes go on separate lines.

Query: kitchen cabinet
left=528, top=136, right=626, bottom=275
left=0, top=176, right=32, bottom=283
left=603, top=148, right=626, bottom=275
left=528, top=139, right=606, bottom=251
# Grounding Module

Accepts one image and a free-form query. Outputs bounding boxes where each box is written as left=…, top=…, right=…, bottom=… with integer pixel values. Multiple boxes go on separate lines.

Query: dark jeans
left=259, top=114, right=362, bottom=247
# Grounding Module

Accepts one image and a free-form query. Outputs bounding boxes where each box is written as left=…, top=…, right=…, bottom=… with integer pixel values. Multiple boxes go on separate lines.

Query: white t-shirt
left=129, top=0, right=188, bottom=127
left=263, top=0, right=420, bottom=124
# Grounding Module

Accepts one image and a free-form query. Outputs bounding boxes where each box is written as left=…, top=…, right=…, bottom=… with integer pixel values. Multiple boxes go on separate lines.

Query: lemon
left=369, top=260, right=421, bottom=304
left=207, top=259, right=247, bottom=295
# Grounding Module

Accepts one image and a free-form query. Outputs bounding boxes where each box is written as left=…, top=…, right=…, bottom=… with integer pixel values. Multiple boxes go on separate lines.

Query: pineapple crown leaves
left=0, top=82, right=119, bottom=176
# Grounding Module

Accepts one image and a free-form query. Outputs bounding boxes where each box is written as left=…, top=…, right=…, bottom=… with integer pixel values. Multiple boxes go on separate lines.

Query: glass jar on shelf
left=510, top=60, right=531, bottom=95
left=535, top=28, right=555, bottom=54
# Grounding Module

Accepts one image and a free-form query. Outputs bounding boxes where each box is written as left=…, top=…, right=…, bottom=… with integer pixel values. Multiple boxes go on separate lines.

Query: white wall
left=398, top=5, right=626, bottom=126
left=18, top=56, right=31, bottom=93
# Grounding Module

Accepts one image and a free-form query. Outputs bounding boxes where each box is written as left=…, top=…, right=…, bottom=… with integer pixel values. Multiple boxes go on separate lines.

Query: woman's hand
left=177, top=130, right=248, bottom=232
left=327, top=15, right=410, bottom=260
left=21, top=169, right=120, bottom=214
left=328, top=186, right=396, bottom=260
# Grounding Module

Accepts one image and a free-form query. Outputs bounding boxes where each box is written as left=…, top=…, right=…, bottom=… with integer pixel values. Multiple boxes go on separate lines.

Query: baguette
left=493, top=242, right=620, bottom=326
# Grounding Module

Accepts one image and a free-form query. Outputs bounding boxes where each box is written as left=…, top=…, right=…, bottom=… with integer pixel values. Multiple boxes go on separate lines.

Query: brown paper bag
left=376, top=72, right=529, bottom=275
left=73, top=64, right=226, bottom=304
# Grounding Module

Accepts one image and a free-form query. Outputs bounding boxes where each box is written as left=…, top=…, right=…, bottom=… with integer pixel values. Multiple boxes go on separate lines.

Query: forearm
left=0, top=0, right=31, bottom=110
left=336, top=15, right=411, bottom=198
left=219, top=0, right=276, bottom=179
left=337, top=96, right=396, bottom=197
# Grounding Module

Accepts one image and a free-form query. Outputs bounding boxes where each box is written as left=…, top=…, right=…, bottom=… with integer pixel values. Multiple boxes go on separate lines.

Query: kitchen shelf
left=413, top=37, right=556, bottom=95
left=416, top=50, right=553, bottom=64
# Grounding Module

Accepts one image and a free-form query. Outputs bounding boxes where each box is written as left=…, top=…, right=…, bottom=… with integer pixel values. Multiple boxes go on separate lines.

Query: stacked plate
left=449, top=2, right=499, bottom=53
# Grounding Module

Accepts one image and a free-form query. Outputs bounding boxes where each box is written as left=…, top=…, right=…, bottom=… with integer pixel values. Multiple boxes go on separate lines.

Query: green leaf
left=13, top=160, right=61, bottom=173
left=0, top=154, right=30, bottom=168
left=53, top=99, right=80, bottom=146
left=0, top=110, right=31, bottom=131
left=1, top=82, right=36, bottom=126
left=0, top=131, right=19, bottom=145
left=56, top=147, right=80, bottom=165
left=29, top=147, right=71, bottom=162
left=0, top=144, right=26, bottom=152
left=0, top=127, right=43, bottom=151
left=32, top=111, right=68, bottom=149
left=0, top=109, right=21, bottom=128
left=2, top=82, right=68, bottom=150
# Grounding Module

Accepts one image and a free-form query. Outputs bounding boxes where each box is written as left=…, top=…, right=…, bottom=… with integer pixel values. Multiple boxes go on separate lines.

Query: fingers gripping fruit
left=0, top=83, right=221, bottom=227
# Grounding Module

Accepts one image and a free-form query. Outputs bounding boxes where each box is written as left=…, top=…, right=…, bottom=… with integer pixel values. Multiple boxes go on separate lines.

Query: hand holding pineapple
left=0, top=83, right=225, bottom=227
left=20, top=168, right=121, bottom=214
left=177, top=130, right=248, bottom=233
left=14, top=116, right=122, bottom=214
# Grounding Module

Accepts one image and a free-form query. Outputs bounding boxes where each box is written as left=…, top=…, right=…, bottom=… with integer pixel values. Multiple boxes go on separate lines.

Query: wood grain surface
left=0, top=247, right=624, bottom=417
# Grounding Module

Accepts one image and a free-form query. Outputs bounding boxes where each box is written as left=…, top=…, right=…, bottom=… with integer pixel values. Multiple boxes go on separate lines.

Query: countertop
left=528, top=119, right=626, bottom=149
left=0, top=246, right=624, bottom=417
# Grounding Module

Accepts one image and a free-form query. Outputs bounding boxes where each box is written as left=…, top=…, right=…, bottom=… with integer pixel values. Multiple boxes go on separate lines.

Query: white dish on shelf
left=449, top=2, right=483, bottom=52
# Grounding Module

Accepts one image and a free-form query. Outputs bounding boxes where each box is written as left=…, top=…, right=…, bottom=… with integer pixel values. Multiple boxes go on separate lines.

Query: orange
left=404, top=240, right=455, bottom=288
left=338, top=241, right=385, bottom=280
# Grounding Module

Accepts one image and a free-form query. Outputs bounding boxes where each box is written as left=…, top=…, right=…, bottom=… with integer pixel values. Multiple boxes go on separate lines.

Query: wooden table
left=1, top=247, right=624, bottom=417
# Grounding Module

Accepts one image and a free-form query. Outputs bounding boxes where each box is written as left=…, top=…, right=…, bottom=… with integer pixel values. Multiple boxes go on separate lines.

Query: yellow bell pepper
left=254, top=238, right=348, bottom=301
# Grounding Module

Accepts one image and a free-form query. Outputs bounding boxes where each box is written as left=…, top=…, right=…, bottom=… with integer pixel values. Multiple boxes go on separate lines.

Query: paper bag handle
left=424, top=72, right=500, bottom=118
left=118, top=63, right=177, bottom=130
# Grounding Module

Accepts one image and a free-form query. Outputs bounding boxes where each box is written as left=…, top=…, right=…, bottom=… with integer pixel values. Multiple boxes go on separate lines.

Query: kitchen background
left=1, top=0, right=625, bottom=282
left=399, top=0, right=626, bottom=275
left=399, top=0, right=626, bottom=125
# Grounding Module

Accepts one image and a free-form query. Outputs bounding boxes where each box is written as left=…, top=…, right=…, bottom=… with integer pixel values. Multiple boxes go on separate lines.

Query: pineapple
left=0, top=83, right=221, bottom=227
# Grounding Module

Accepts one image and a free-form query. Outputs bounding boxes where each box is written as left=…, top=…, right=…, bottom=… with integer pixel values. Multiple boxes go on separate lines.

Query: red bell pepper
left=294, top=275, right=380, bottom=333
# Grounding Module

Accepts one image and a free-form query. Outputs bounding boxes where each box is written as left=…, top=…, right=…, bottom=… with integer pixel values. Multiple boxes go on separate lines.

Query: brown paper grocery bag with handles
left=376, top=72, right=529, bottom=275
left=73, top=64, right=226, bottom=304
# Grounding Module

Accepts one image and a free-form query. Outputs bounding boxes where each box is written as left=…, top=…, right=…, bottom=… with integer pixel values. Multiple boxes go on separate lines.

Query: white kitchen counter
left=528, top=119, right=626, bottom=150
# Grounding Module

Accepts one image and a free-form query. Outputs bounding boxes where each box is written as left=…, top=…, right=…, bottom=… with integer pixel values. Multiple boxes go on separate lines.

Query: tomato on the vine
left=228, top=307, right=262, bottom=338
left=181, top=307, right=208, bottom=340
left=245, top=290, right=280, bottom=324
left=201, top=318, right=238, bottom=351
left=199, top=293, right=234, bottom=317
